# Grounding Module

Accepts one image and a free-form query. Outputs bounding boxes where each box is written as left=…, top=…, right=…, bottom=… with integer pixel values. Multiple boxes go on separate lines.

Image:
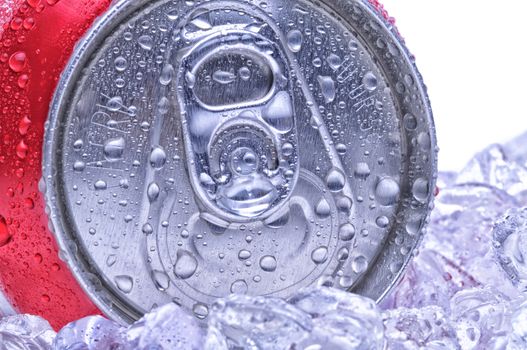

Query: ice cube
left=382, top=249, right=477, bottom=311
left=289, top=287, right=385, bottom=349
left=450, top=287, right=512, bottom=350
left=424, top=184, right=519, bottom=298
left=456, top=144, right=527, bottom=200
left=503, top=130, right=527, bottom=170
left=493, top=207, right=527, bottom=292
left=125, top=302, right=206, bottom=350
left=509, top=299, right=527, bottom=350
left=437, top=171, right=458, bottom=191
left=207, top=294, right=312, bottom=350
left=0, top=314, right=55, bottom=350
left=386, top=182, right=520, bottom=310
left=53, top=316, right=125, bottom=350
left=428, top=184, right=518, bottom=260
left=383, top=306, right=460, bottom=349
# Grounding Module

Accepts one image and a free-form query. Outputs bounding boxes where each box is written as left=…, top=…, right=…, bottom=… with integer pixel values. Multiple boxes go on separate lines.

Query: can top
left=43, top=0, right=437, bottom=324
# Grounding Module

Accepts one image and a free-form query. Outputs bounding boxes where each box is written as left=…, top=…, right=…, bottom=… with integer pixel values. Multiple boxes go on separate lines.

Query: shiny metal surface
left=43, top=0, right=437, bottom=324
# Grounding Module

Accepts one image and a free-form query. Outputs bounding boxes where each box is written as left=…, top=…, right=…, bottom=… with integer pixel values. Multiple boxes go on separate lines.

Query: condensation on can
left=1, top=0, right=437, bottom=327
left=0, top=0, right=112, bottom=330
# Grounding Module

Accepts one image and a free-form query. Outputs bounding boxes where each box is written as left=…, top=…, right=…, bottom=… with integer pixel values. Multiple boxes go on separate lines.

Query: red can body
left=0, top=0, right=111, bottom=330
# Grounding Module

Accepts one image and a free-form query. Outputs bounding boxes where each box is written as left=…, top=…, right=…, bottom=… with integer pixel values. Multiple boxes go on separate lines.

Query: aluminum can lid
left=43, top=0, right=437, bottom=323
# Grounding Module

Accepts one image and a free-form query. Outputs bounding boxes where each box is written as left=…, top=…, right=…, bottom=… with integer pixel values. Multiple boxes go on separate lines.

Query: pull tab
left=176, top=13, right=299, bottom=222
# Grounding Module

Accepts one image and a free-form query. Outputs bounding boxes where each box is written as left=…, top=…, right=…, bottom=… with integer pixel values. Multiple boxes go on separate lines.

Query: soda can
left=1, top=0, right=437, bottom=328
left=0, top=0, right=112, bottom=328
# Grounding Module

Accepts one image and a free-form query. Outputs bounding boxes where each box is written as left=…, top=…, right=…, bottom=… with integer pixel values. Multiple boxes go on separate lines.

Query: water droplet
left=315, top=198, right=331, bottom=219
left=376, top=216, right=390, bottom=228
left=339, top=223, right=356, bottom=241
left=337, top=247, right=349, bottom=261
left=73, top=139, right=84, bottom=150
left=103, top=137, right=125, bottom=161
left=10, top=17, right=22, bottom=30
left=259, top=255, right=277, bottom=272
left=230, top=279, right=248, bottom=294
left=152, top=270, right=170, bottom=291
left=142, top=223, right=153, bottom=235
left=174, top=249, right=198, bottom=279
left=141, top=122, right=150, bottom=131
left=16, top=140, right=28, bottom=159
left=193, top=303, right=209, bottom=319
left=148, top=182, right=160, bottom=202
left=352, top=256, right=368, bottom=274
left=33, top=253, right=43, bottom=264
left=354, top=162, right=371, bottom=179
left=230, top=147, right=258, bottom=175
left=406, top=219, right=422, bottom=236
left=106, top=97, right=123, bottom=111
left=150, top=147, right=167, bottom=169
left=0, top=216, right=12, bottom=247
left=115, top=275, right=133, bottom=294
left=115, top=78, right=126, bottom=88
left=18, top=116, right=31, bottom=135
left=375, top=178, right=400, bottom=206
left=106, top=255, right=117, bottom=267
left=326, top=168, right=346, bottom=192
left=24, top=198, right=34, bottom=209
left=138, top=35, right=153, bottom=50
left=17, top=74, right=29, bottom=88
left=339, top=276, right=355, bottom=288
left=167, top=9, right=179, bottom=21
left=336, top=196, right=353, bottom=213
left=120, top=179, right=129, bottom=189
left=238, top=249, right=251, bottom=260
left=158, top=97, right=170, bottom=114
left=261, top=91, right=294, bottom=132
left=418, top=132, right=431, bottom=151
left=311, top=246, right=328, bottom=264
left=317, top=76, right=336, bottom=103
left=160, top=64, right=175, bottom=85
left=73, top=160, right=86, bottom=172
left=412, top=178, right=430, bottom=203
left=212, top=70, right=236, bottom=84
left=239, top=66, right=251, bottom=81
left=114, top=56, right=127, bottom=72
left=396, top=82, right=406, bottom=94
left=403, top=113, right=417, bottom=130
left=349, top=40, right=359, bottom=51
left=327, top=53, right=342, bottom=70
left=282, top=142, right=294, bottom=157
left=287, top=29, right=303, bottom=53
left=8, top=51, right=27, bottom=72
left=389, top=261, right=403, bottom=274
left=363, top=72, right=378, bottom=91
left=94, top=180, right=107, bottom=191
left=336, top=143, right=347, bottom=155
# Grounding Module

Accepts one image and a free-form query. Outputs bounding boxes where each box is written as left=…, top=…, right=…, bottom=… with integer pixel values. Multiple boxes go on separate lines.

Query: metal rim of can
left=43, top=0, right=437, bottom=324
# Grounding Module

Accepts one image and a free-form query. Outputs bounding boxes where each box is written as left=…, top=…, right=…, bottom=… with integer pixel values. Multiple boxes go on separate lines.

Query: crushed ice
left=2, top=131, right=527, bottom=349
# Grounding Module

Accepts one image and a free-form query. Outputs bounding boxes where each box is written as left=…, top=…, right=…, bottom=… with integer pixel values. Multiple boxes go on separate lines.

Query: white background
left=381, top=1, right=527, bottom=171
